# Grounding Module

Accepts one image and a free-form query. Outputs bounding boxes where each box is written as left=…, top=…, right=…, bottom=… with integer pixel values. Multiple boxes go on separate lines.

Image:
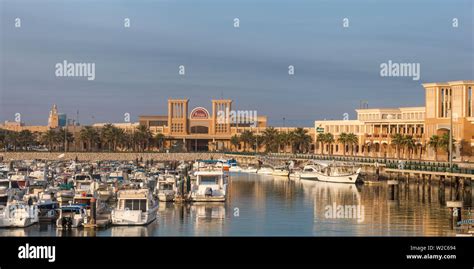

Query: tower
left=48, top=104, right=59, bottom=129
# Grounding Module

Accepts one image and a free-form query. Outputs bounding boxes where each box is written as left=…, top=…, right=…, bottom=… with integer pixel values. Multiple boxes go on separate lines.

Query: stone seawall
left=0, top=152, right=227, bottom=162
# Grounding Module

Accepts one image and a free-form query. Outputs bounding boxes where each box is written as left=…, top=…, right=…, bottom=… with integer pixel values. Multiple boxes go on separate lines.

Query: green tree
left=240, top=130, right=254, bottom=152
left=346, top=133, right=358, bottom=156
left=316, top=133, right=326, bottom=155
left=154, top=133, right=166, bottom=151
left=403, top=135, right=416, bottom=160
left=261, top=127, right=279, bottom=152
left=428, top=135, right=440, bottom=161
left=391, top=133, right=404, bottom=159
left=18, top=130, right=36, bottom=150
left=40, top=130, right=60, bottom=152
left=337, top=132, right=348, bottom=156
left=324, top=133, right=335, bottom=155
left=230, top=135, right=240, bottom=151
left=134, top=125, right=153, bottom=152
left=80, top=126, right=100, bottom=151
left=439, top=133, right=456, bottom=161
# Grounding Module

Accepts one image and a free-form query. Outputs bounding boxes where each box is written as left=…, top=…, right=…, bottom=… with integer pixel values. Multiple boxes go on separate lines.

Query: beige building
left=315, top=80, right=474, bottom=161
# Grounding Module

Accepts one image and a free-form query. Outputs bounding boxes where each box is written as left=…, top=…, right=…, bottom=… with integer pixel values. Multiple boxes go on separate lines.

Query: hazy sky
left=1, top=0, right=473, bottom=126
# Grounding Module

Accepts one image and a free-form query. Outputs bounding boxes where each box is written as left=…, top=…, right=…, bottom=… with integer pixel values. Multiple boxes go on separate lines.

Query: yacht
left=156, top=175, right=177, bottom=202
left=111, top=189, right=158, bottom=226
left=0, top=178, right=10, bottom=206
left=56, top=204, right=87, bottom=229
left=190, top=170, right=228, bottom=202
left=272, top=166, right=290, bottom=177
left=0, top=200, right=39, bottom=228
left=37, top=193, right=59, bottom=222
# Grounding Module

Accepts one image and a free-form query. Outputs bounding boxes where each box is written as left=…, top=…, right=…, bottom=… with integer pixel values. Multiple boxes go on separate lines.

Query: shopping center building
left=314, top=80, right=474, bottom=160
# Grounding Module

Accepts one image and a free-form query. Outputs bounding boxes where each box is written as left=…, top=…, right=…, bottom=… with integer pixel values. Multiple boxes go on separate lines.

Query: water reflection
left=0, top=174, right=471, bottom=236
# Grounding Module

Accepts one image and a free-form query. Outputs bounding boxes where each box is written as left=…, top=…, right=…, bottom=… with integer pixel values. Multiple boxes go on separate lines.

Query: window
left=469, top=87, right=472, bottom=117
left=124, top=199, right=147, bottom=212
left=200, top=176, right=219, bottom=185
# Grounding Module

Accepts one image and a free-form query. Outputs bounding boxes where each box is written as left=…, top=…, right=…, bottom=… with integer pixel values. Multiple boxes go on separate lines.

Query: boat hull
left=111, top=206, right=158, bottom=226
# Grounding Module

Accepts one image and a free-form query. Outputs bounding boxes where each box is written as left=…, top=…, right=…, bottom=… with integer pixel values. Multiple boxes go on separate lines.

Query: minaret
left=48, top=104, right=59, bottom=128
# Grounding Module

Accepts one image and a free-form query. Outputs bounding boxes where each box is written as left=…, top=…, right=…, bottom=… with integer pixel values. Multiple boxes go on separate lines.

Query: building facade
left=315, top=80, right=474, bottom=161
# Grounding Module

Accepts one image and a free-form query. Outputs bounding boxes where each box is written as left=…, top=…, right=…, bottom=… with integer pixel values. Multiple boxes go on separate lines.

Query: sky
left=1, top=0, right=473, bottom=126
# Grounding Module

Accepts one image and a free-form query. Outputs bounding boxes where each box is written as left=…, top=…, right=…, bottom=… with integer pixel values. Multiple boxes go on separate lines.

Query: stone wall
left=0, top=152, right=226, bottom=162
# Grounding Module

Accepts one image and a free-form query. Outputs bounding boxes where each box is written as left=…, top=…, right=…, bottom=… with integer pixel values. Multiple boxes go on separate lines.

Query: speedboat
left=56, top=204, right=87, bottom=229
left=190, top=169, right=228, bottom=202
left=111, top=189, right=158, bottom=226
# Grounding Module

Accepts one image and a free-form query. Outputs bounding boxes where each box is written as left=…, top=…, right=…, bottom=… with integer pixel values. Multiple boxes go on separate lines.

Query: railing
left=236, top=152, right=474, bottom=175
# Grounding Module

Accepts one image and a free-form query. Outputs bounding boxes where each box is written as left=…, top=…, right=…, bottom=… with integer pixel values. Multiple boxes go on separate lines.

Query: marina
left=0, top=156, right=471, bottom=236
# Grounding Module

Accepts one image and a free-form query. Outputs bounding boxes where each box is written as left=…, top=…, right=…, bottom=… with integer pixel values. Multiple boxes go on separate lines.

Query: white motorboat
left=37, top=193, right=59, bottom=222
left=241, top=166, right=258, bottom=173
left=0, top=178, right=10, bottom=206
left=272, top=166, right=290, bottom=177
left=289, top=169, right=303, bottom=180
left=300, top=161, right=361, bottom=184
left=156, top=175, right=177, bottom=202
left=257, top=167, right=273, bottom=175
left=300, top=165, right=320, bottom=180
left=56, top=204, right=87, bottom=229
left=229, top=165, right=242, bottom=173
left=0, top=200, right=39, bottom=228
left=190, top=170, right=228, bottom=202
left=111, top=189, right=158, bottom=226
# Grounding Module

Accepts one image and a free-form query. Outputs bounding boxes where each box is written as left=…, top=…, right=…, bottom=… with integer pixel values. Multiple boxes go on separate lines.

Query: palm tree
left=337, top=132, right=348, bottom=156
left=101, top=124, right=116, bottom=151
left=403, top=135, right=416, bottom=160
left=346, top=133, right=358, bottom=156
left=134, top=125, right=153, bottom=152
left=316, top=133, right=326, bottom=155
left=240, top=130, right=254, bottom=152
left=276, top=132, right=289, bottom=153
left=154, top=133, right=166, bottom=151
left=292, top=128, right=312, bottom=153
left=58, top=129, right=74, bottom=151
left=80, top=126, right=99, bottom=151
left=5, top=131, right=20, bottom=151
left=428, top=135, right=440, bottom=161
left=40, top=130, right=60, bottom=152
left=230, top=135, right=240, bottom=151
left=391, top=133, right=404, bottom=159
left=439, top=133, right=456, bottom=161
left=324, top=133, right=335, bottom=155
left=0, top=130, right=6, bottom=151
left=261, top=127, right=279, bottom=152
left=18, top=130, right=36, bottom=151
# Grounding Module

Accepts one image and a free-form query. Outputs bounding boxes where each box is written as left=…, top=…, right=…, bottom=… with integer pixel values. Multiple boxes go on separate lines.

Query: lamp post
left=449, top=106, right=453, bottom=173
left=64, top=118, right=67, bottom=153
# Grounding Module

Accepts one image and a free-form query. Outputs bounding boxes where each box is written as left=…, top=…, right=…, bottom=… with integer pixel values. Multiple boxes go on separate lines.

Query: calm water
left=1, top=173, right=472, bottom=236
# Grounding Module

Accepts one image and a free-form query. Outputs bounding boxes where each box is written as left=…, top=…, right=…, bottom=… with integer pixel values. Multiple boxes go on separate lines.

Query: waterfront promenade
left=0, top=152, right=226, bottom=162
